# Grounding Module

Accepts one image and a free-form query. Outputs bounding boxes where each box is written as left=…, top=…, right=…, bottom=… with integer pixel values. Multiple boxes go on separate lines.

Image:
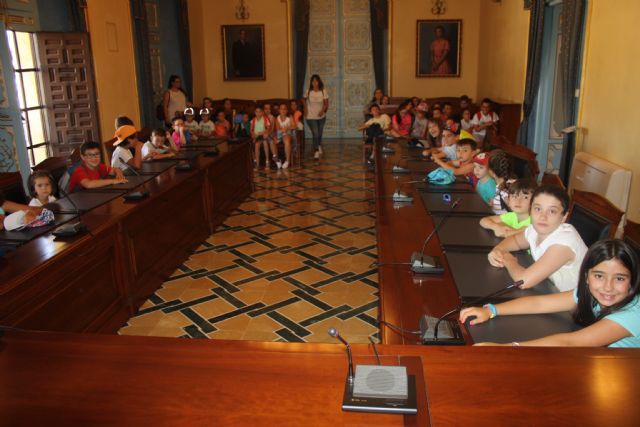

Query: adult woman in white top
left=163, top=75, right=193, bottom=127
left=304, top=74, right=329, bottom=159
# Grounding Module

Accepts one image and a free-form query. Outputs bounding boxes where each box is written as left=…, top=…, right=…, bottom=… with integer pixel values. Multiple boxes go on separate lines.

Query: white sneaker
left=318, top=146, right=324, bottom=154
left=276, top=160, right=282, bottom=169
left=314, top=150, right=320, bottom=159
left=282, top=161, right=289, bottom=169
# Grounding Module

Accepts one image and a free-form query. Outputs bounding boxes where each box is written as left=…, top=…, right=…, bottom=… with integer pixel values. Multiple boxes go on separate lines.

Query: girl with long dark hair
left=304, top=74, right=329, bottom=159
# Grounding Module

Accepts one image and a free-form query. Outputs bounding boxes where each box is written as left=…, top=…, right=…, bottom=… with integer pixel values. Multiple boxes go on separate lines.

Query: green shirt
left=499, top=212, right=530, bottom=229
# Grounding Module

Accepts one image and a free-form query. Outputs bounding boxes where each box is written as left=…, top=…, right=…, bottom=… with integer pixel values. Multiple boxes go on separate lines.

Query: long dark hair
left=394, top=99, right=412, bottom=124
left=308, top=74, right=324, bottom=92
left=573, top=239, right=640, bottom=327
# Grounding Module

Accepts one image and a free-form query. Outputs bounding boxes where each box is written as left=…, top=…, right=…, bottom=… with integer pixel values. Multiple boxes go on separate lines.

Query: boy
left=432, top=137, right=478, bottom=178
left=441, top=102, right=453, bottom=121
left=471, top=98, right=499, bottom=143
left=112, top=125, right=143, bottom=174
left=459, top=95, right=470, bottom=111
left=183, top=107, right=200, bottom=139
left=236, top=112, right=251, bottom=138
left=69, top=141, right=127, bottom=192
left=358, top=104, right=390, bottom=144
left=480, top=179, right=537, bottom=237
left=431, top=120, right=461, bottom=161
left=198, top=108, right=215, bottom=138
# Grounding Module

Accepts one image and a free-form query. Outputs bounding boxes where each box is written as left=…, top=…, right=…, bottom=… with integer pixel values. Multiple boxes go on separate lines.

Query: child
left=214, top=109, right=231, bottom=138
left=480, top=179, right=537, bottom=237
left=359, top=104, right=390, bottom=143
left=431, top=107, right=442, bottom=122
left=487, top=185, right=588, bottom=291
left=410, top=103, right=428, bottom=140
left=28, top=171, right=57, bottom=207
left=171, top=117, right=191, bottom=149
left=236, top=112, right=251, bottom=138
left=388, top=100, right=413, bottom=138
left=183, top=107, right=200, bottom=140
left=488, top=149, right=516, bottom=214
left=69, top=141, right=127, bottom=192
left=198, top=108, right=215, bottom=138
left=461, top=108, right=473, bottom=131
left=441, top=102, right=453, bottom=121
left=381, top=95, right=390, bottom=105
left=471, top=98, right=499, bottom=143
left=290, top=100, right=304, bottom=132
left=461, top=239, right=640, bottom=347
left=250, top=106, right=272, bottom=171
left=459, top=95, right=470, bottom=111
left=431, top=121, right=460, bottom=160
left=432, top=137, right=478, bottom=177
left=263, top=103, right=277, bottom=149
left=273, top=103, right=294, bottom=169
left=473, top=152, right=496, bottom=204
left=201, top=97, right=214, bottom=113
left=142, top=128, right=177, bottom=160
left=112, top=125, right=144, bottom=174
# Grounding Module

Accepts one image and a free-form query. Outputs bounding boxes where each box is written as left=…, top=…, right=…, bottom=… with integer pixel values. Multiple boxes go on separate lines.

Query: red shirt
left=69, top=163, right=109, bottom=193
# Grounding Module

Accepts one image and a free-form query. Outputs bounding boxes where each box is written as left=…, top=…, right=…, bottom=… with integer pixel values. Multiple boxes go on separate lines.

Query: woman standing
left=304, top=74, right=329, bottom=159
left=163, top=75, right=192, bottom=127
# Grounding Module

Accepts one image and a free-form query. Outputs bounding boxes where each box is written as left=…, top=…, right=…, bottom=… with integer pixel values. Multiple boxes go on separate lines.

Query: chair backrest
left=31, top=156, right=69, bottom=198
left=0, top=172, right=28, bottom=204
left=541, top=172, right=565, bottom=189
left=568, top=189, right=624, bottom=247
left=623, top=219, right=640, bottom=259
left=103, top=137, right=117, bottom=167
left=490, top=136, right=540, bottom=180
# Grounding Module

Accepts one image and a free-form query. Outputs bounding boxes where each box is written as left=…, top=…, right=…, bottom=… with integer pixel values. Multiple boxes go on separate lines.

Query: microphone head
left=451, top=198, right=462, bottom=207
left=327, top=327, right=338, bottom=338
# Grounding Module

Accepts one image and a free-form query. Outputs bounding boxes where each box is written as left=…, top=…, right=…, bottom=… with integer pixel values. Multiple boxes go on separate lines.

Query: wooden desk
left=2, top=329, right=639, bottom=426
left=0, top=142, right=253, bottom=333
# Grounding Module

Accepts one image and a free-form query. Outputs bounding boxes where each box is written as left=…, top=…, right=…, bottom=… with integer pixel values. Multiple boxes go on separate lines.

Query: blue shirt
left=476, top=177, right=497, bottom=204
left=573, top=289, right=640, bottom=348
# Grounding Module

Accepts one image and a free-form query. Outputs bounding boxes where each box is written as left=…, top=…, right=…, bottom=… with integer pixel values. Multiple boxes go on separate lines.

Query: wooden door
left=35, top=32, right=99, bottom=157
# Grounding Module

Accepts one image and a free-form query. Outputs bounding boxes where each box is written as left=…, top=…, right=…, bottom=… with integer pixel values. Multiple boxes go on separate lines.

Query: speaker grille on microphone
left=353, top=365, right=408, bottom=400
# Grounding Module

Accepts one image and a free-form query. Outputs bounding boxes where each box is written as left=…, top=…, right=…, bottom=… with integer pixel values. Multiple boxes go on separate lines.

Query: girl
left=388, top=100, right=413, bottom=138
left=273, top=103, right=294, bottom=169
left=461, top=108, right=473, bottom=131
left=410, top=104, right=428, bottom=140
left=480, top=179, right=537, bottom=238
left=142, top=128, right=177, bottom=160
left=473, top=152, right=496, bottom=204
left=488, top=149, right=516, bottom=214
left=304, top=74, right=329, bottom=159
left=487, top=185, right=588, bottom=291
left=426, top=119, right=442, bottom=148
left=461, top=239, right=640, bottom=347
left=28, top=171, right=57, bottom=207
left=381, top=95, right=390, bottom=105
left=236, top=112, right=251, bottom=138
left=369, top=88, right=384, bottom=108
left=290, top=100, right=304, bottom=132
left=214, top=109, right=231, bottom=138
left=250, top=106, right=271, bottom=171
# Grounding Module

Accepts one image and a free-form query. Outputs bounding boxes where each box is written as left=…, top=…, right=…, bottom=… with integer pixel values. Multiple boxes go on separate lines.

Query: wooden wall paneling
left=35, top=32, right=100, bottom=157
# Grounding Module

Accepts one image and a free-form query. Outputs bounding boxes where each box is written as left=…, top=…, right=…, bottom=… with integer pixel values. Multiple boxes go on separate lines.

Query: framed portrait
left=416, top=20, right=462, bottom=78
left=221, top=24, right=265, bottom=81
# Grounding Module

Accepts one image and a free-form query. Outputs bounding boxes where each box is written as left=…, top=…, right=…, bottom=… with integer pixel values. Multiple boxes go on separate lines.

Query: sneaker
left=265, top=161, right=270, bottom=171
left=276, top=160, right=282, bottom=169
left=313, top=150, right=320, bottom=159
left=318, top=146, right=323, bottom=154
left=282, top=161, right=289, bottom=169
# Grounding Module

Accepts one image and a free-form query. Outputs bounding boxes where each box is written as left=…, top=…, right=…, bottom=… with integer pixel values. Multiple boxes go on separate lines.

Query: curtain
left=516, top=0, right=545, bottom=148
left=557, top=0, right=587, bottom=182
left=130, top=0, right=155, bottom=126
left=177, top=0, right=193, bottom=101
left=369, top=0, right=388, bottom=93
left=68, top=0, right=87, bottom=32
left=293, top=0, right=310, bottom=99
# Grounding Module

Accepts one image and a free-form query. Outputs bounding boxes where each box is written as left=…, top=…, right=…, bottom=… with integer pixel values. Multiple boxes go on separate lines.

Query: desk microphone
left=122, top=165, right=150, bottom=201
left=328, top=327, right=354, bottom=384
left=409, top=197, right=461, bottom=274
left=391, top=179, right=425, bottom=203
left=381, top=144, right=395, bottom=154
left=421, top=279, right=524, bottom=345
left=52, top=187, right=87, bottom=237
left=391, top=164, right=409, bottom=174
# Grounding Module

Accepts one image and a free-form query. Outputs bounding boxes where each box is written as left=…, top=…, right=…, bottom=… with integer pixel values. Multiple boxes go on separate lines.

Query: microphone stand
left=122, top=165, right=150, bottom=200
left=52, top=187, right=87, bottom=237
left=391, top=179, right=425, bottom=203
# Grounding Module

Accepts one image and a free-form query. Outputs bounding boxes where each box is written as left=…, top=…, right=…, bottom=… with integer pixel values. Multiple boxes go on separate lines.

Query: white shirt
left=471, top=111, right=499, bottom=140
left=112, top=146, right=133, bottom=171
left=199, top=120, right=215, bottom=137
left=142, top=141, right=169, bottom=158
left=524, top=223, right=588, bottom=291
left=29, top=195, right=57, bottom=207
left=365, top=114, right=391, bottom=130
left=305, top=89, right=328, bottom=119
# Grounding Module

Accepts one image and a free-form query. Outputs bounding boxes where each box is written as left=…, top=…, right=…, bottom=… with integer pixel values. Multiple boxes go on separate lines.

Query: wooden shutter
left=35, top=32, right=100, bottom=157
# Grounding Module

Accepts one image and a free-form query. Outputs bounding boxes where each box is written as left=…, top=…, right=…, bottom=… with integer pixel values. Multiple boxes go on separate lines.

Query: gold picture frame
left=221, top=24, right=266, bottom=81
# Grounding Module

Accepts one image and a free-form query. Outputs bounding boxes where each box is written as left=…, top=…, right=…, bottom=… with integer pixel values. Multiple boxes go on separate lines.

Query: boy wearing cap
left=183, top=108, right=200, bottom=140
left=199, top=108, right=215, bottom=138
left=69, top=141, right=127, bottom=193
left=431, top=120, right=461, bottom=161
left=112, top=125, right=144, bottom=174
left=473, top=152, right=497, bottom=204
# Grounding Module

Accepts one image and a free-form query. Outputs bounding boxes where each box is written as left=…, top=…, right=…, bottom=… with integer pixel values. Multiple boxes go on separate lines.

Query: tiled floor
left=119, top=139, right=379, bottom=343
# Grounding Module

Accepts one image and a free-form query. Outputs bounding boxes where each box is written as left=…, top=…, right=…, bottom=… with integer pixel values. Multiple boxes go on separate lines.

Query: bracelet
left=512, top=342, right=520, bottom=347
left=483, top=303, right=498, bottom=319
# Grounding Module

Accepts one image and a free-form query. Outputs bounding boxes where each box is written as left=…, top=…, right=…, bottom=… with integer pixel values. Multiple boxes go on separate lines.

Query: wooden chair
left=32, top=156, right=69, bottom=198
left=541, top=172, right=565, bottom=189
left=568, top=189, right=624, bottom=247
left=623, top=219, right=640, bottom=258
left=0, top=172, right=29, bottom=204
left=69, top=147, right=81, bottom=164
left=490, top=136, right=540, bottom=181
left=102, top=137, right=117, bottom=167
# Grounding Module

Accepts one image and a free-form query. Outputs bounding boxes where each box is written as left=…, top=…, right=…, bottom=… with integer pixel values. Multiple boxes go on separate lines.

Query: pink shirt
left=392, top=113, right=413, bottom=136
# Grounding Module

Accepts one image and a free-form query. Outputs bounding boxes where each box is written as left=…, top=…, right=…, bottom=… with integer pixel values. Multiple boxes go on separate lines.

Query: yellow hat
left=114, top=125, right=137, bottom=146
left=459, top=129, right=475, bottom=141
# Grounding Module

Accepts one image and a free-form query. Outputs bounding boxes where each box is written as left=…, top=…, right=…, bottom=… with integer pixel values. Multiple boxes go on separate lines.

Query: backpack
left=58, top=160, right=83, bottom=194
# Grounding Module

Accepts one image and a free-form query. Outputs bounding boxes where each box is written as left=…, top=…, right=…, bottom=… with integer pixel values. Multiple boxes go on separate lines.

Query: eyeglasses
left=84, top=153, right=101, bottom=158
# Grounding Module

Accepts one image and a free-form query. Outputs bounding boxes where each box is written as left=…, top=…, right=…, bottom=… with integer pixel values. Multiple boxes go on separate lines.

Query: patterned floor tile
left=119, top=140, right=379, bottom=343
